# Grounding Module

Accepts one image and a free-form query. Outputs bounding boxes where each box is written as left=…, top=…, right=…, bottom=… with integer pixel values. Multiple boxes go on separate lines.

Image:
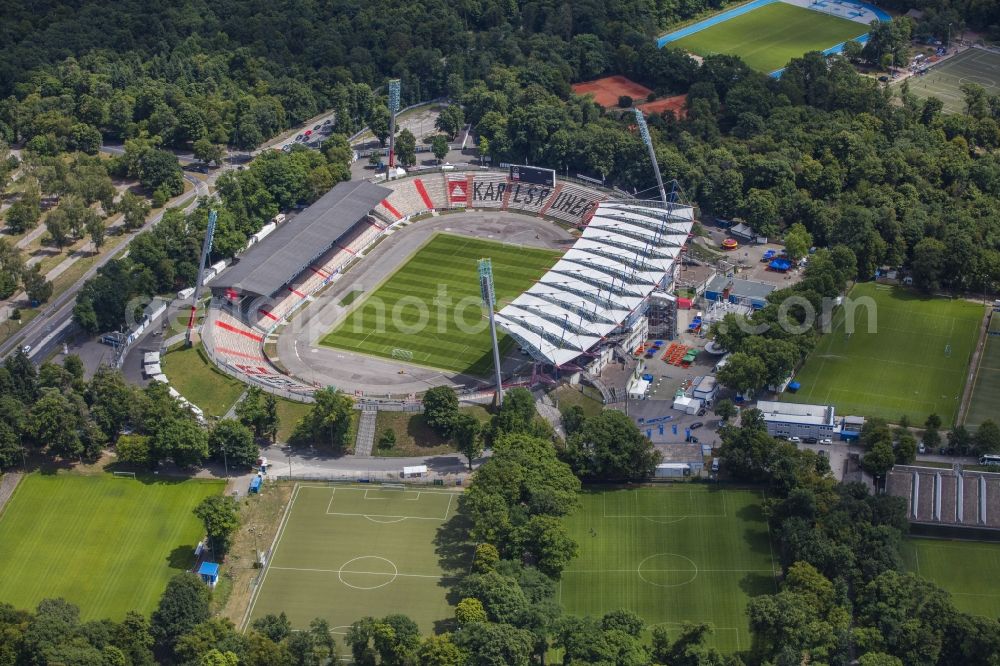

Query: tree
left=29, top=389, right=82, bottom=458
left=378, top=428, right=396, bottom=450
left=435, top=105, right=465, bottom=139
left=117, top=191, right=151, bottom=231
left=150, top=573, right=211, bottom=653
left=516, top=514, right=578, bottom=578
left=209, top=419, right=258, bottom=469
left=452, top=621, right=534, bottom=666
left=743, top=188, right=780, bottom=237
left=138, top=149, right=184, bottom=196
left=251, top=612, right=291, bottom=643
left=911, top=238, right=947, bottom=293
left=0, top=239, right=23, bottom=299
left=22, top=264, right=51, bottom=305
left=194, top=495, right=240, bottom=556
left=86, top=216, right=105, bottom=251
left=115, top=434, right=152, bottom=467
left=490, top=388, right=537, bottom=437
left=417, top=634, right=463, bottom=666
left=5, top=349, right=38, bottom=402
left=456, top=598, right=488, bottom=625
left=716, top=352, right=766, bottom=394
left=394, top=129, right=416, bottom=168
left=974, top=420, right=1000, bottom=455
left=784, top=223, right=813, bottom=261
left=46, top=209, right=71, bottom=250
left=473, top=543, right=500, bottom=573
left=962, top=82, right=989, bottom=119
left=235, top=387, right=279, bottom=441
left=862, top=439, right=896, bottom=478
left=452, top=412, right=482, bottom=470
left=88, top=366, right=135, bottom=440
left=561, top=405, right=587, bottom=436
left=563, top=410, right=660, bottom=481
left=192, top=138, right=224, bottom=167
left=714, top=399, right=737, bottom=422
left=153, top=418, right=209, bottom=467
left=618, top=95, right=633, bottom=108
left=431, top=134, right=449, bottom=163
left=369, top=105, right=392, bottom=146
left=0, top=420, right=22, bottom=470
left=291, top=387, right=354, bottom=449
left=423, top=386, right=459, bottom=436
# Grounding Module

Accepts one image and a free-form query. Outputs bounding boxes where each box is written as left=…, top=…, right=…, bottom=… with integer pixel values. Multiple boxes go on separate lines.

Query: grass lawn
left=246, top=484, right=465, bottom=634
left=275, top=399, right=313, bottom=443
left=965, top=313, right=1000, bottom=428
left=320, top=233, right=561, bottom=375
left=0, top=473, right=223, bottom=620
left=162, top=344, right=245, bottom=418
left=782, top=283, right=982, bottom=427
left=373, top=405, right=491, bottom=457
left=904, top=48, right=1000, bottom=115
left=671, top=2, right=867, bottom=73
left=902, top=537, right=1000, bottom=618
left=549, top=385, right=605, bottom=418
left=560, top=486, right=777, bottom=653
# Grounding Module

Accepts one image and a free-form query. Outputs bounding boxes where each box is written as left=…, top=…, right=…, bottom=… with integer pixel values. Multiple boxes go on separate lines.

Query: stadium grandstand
left=494, top=200, right=694, bottom=373
left=200, top=169, right=623, bottom=396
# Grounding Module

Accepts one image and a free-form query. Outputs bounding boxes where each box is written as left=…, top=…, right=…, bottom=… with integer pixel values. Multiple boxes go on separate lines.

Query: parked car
left=802, top=437, right=818, bottom=444
left=819, top=438, right=833, bottom=445
left=918, top=443, right=926, bottom=454
left=789, top=436, right=802, bottom=443
left=690, top=436, right=700, bottom=444
left=697, top=408, right=706, bottom=416
left=313, top=124, right=321, bottom=130
left=690, top=422, right=704, bottom=430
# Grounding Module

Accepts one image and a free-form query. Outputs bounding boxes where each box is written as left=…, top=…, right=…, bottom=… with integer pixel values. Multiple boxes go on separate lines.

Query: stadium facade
left=495, top=199, right=694, bottom=374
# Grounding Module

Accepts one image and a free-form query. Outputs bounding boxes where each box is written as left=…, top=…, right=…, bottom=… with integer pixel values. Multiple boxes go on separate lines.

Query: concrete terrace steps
left=354, top=407, right=378, bottom=457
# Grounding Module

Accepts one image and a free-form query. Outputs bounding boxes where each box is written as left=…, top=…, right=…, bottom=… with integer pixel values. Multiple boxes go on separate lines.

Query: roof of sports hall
left=212, top=180, right=391, bottom=299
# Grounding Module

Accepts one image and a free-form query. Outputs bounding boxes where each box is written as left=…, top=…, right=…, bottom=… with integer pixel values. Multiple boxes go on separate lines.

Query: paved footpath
left=0, top=472, right=23, bottom=513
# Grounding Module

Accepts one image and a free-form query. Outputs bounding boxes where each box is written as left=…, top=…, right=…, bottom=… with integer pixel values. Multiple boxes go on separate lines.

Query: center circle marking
left=637, top=553, right=699, bottom=588
left=337, top=556, right=399, bottom=590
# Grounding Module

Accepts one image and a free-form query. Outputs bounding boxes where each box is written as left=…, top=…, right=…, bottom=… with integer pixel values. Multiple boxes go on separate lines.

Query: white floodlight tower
left=387, top=79, right=401, bottom=179
left=479, top=258, right=504, bottom=406
left=633, top=108, right=669, bottom=209
left=186, top=209, right=217, bottom=346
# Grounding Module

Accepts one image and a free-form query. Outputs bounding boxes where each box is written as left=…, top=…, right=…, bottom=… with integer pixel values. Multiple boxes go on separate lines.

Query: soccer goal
left=391, top=348, right=414, bottom=361
left=113, top=471, right=136, bottom=479
left=381, top=483, right=406, bottom=490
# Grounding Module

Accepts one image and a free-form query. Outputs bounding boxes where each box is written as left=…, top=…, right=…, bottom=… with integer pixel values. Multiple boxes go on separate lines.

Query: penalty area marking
left=323, top=487, right=453, bottom=521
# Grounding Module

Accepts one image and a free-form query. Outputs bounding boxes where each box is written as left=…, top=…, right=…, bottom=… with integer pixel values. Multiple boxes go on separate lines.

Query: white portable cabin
left=176, top=287, right=195, bottom=300
left=655, top=463, right=691, bottom=478
left=143, top=352, right=160, bottom=365
left=403, top=465, right=428, bottom=478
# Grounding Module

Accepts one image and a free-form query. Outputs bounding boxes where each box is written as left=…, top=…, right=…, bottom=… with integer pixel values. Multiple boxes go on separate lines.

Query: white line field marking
left=445, top=493, right=454, bottom=518
left=326, top=511, right=447, bottom=521
left=269, top=566, right=447, bottom=579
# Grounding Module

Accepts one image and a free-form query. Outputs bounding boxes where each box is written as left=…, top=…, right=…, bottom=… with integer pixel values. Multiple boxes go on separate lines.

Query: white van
left=711, top=458, right=720, bottom=473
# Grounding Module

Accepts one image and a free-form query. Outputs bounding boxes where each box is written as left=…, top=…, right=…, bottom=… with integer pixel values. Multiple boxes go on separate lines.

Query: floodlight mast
left=387, top=79, right=401, bottom=178
left=633, top=108, right=669, bottom=209
left=186, top=209, right=217, bottom=346
left=479, top=258, right=504, bottom=406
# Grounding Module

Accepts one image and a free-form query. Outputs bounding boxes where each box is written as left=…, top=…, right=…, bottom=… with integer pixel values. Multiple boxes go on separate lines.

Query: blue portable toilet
left=198, top=562, right=219, bottom=587
left=249, top=476, right=262, bottom=494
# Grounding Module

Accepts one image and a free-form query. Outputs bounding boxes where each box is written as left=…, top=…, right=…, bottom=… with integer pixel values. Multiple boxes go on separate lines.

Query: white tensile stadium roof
left=495, top=200, right=694, bottom=366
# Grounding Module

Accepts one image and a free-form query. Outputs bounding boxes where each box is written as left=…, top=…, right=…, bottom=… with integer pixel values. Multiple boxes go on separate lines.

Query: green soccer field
left=965, top=313, right=1000, bottom=428
left=247, top=485, right=465, bottom=634
left=321, top=233, right=561, bottom=375
left=0, top=474, right=223, bottom=620
left=902, top=538, right=1000, bottom=618
left=905, top=48, right=1000, bottom=115
left=782, top=283, right=982, bottom=427
left=671, top=2, right=867, bottom=73
left=560, top=486, right=778, bottom=653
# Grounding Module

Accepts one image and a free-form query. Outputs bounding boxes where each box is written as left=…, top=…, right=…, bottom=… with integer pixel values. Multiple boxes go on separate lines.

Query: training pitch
left=965, top=312, right=1000, bottom=428
left=560, top=486, right=777, bottom=652
left=0, top=474, right=222, bottom=619
left=670, top=2, right=866, bottom=73
left=321, top=233, right=560, bottom=375
left=902, top=537, right=1000, bottom=618
left=782, top=283, right=982, bottom=427
left=246, top=485, right=463, bottom=634
left=907, top=48, right=1000, bottom=115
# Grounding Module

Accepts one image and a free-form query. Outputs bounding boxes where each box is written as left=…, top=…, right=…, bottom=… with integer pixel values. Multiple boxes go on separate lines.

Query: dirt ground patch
left=572, top=76, right=653, bottom=108
left=638, top=94, right=688, bottom=118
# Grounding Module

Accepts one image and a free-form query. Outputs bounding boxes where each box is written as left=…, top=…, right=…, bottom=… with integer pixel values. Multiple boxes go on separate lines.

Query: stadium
left=204, top=167, right=694, bottom=404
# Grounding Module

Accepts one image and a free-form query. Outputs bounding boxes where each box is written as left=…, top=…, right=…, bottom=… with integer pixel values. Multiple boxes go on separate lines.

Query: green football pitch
left=321, top=233, right=561, bottom=375
left=560, top=486, right=778, bottom=653
left=902, top=537, right=1000, bottom=618
left=782, top=283, right=982, bottom=427
left=965, top=313, right=1000, bottom=428
left=0, top=474, right=222, bottom=619
left=671, top=2, right=867, bottom=73
left=246, top=484, right=464, bottom=634
left=905, top=48, right=1000, bottom=115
